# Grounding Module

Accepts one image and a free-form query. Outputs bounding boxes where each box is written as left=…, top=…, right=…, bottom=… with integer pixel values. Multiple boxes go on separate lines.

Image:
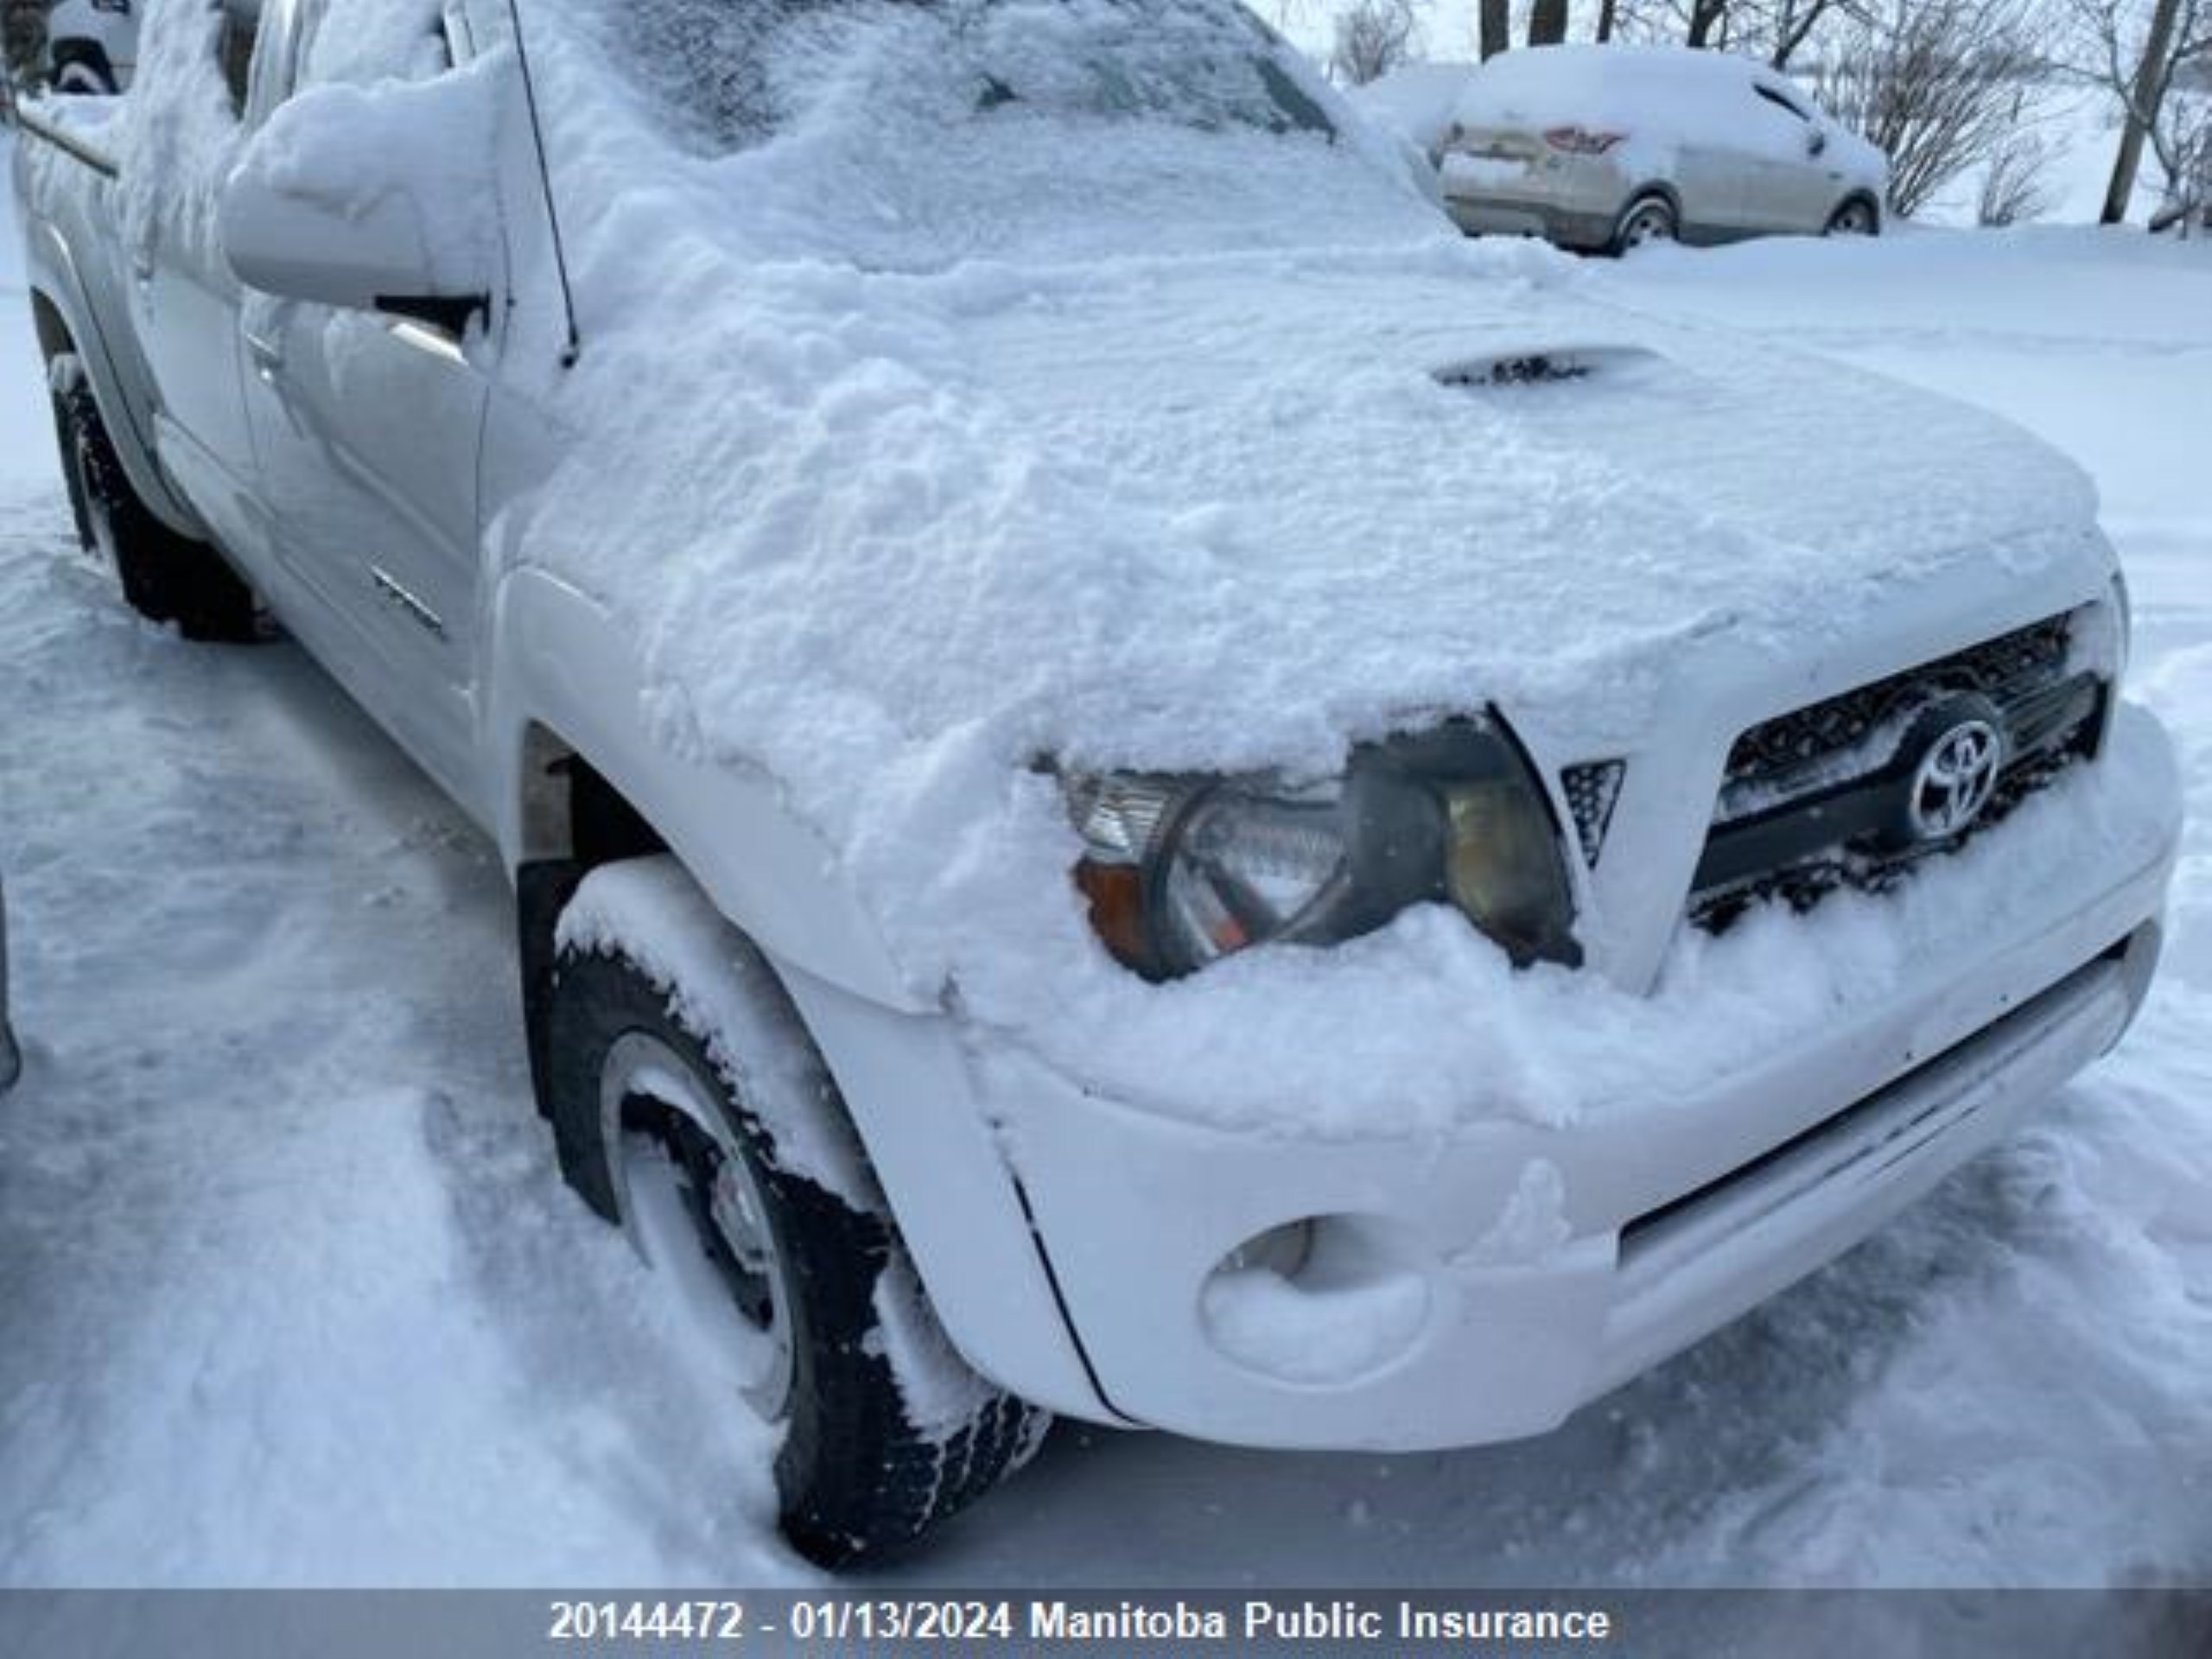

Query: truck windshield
left=594, top=0, right=1336, bottom=155
left=524, top=0, right=1433, bottom=270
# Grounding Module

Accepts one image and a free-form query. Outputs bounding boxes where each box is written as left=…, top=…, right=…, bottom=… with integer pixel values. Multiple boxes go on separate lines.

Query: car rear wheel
left=49, top=355, right=264, bottom=643
left=1612, top=194, right=1679, bottom=254
left=542, top=862, right=1050, bottom=1567
left=1825, top=198, right=1879, bottom=237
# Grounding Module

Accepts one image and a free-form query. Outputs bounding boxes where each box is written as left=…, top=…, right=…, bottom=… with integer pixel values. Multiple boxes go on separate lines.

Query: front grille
left=1691, top=612, right=2105, bottom=931
left=1720, top=613, right=2073, bottom=814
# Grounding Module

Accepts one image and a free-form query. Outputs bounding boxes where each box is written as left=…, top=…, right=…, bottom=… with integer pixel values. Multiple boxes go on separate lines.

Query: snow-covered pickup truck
left=12, top=0, right=2181, bottom=1566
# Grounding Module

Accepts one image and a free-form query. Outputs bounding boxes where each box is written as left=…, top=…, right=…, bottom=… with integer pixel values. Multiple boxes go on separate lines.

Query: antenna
left=502, top=0, right=582, bottom=368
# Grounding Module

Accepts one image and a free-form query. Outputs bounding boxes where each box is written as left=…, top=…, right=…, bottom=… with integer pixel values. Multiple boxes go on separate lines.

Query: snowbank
left=1352, top=60, right=1475, bottom=154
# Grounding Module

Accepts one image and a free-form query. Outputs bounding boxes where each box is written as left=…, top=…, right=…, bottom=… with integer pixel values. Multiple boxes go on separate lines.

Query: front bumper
left=976, top=712, right=2179, bottom=1451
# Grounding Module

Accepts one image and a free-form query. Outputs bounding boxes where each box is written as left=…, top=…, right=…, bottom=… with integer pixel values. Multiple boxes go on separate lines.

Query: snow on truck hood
left=496, top=0, right=2124, bottom=1137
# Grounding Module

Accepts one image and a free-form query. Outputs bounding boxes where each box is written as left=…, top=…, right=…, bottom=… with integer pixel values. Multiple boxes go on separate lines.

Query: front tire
left=542, top=862, right=1047, bottom=1567
left=49, top=355, right=262, bottom=643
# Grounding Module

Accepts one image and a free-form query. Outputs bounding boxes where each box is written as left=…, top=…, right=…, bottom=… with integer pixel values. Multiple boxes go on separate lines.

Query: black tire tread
left=543, top=936, right=1047, bottom=1569
left=51, top=358, right=262, bottom=643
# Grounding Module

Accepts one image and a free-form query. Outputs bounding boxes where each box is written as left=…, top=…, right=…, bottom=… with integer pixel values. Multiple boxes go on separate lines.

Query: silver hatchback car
left=1426, top=45, right=1888, bottom=253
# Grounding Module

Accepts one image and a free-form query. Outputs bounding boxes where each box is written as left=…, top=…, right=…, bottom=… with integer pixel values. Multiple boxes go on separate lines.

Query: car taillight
left=1542, top=126, right=1626, bottom=156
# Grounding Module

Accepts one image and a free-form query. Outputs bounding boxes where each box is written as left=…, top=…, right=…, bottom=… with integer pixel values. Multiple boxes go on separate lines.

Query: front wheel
left=542, top=860, right=1048, bottom=1567
left=1612, top=194, right=1679, bottom=254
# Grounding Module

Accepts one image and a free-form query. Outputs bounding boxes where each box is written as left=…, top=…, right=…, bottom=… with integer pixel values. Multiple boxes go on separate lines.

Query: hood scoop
left=1433, top=344, right=1657, bottom=391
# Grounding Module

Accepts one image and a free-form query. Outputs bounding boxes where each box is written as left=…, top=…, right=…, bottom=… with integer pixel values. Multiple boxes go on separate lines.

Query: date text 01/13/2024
left=543, top=1599, right=1618, bottom=1644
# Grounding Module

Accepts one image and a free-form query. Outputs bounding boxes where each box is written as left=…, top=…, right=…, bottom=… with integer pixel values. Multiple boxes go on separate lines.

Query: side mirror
left=220, top=54, right=507, bottom=329
left=1807, top=127, right=1829, bottom=158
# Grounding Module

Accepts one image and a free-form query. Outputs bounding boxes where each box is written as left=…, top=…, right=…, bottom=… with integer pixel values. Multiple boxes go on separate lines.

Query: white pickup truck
left=12, top=0, right=2181, bottom=1567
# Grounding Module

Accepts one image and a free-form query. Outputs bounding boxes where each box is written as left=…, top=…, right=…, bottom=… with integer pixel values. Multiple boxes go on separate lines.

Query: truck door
left=235, top=0, right=492, bottom=800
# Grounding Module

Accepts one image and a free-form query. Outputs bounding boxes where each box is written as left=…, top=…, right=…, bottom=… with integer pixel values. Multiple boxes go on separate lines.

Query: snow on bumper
left=976, top=708, right=2180, bottom=1449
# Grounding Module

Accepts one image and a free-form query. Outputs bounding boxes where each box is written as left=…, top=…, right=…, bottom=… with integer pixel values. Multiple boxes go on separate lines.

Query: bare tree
left=2062, top=0, right=2212, bottom=224
left=1597, top=0, right=1622, bottom=41
left=1815, top=0, right=2041, bottom=218
left=1977, top=93, right=2056, bottom=225
left=1480, top=0, right=1511, bottom=60
left=1330, top=0, right=1422, bottom=85
left=2149, top=79, right=2212, bottom=231
left=1764, top=0, right=1876, bottom=68
left=1529, top=0, right=1571, bottom=46
left=1608, top=1, right=1688, bottom=46
left=1614, top=0, right=1853, bottom=61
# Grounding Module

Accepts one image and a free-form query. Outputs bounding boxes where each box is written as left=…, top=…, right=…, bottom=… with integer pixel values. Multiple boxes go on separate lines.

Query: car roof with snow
left=1459, top=43, right=1804, bottom=118
left=1439, top=41, right=1885, bottom=188
left=1454, top=43, right=1817, bottom=131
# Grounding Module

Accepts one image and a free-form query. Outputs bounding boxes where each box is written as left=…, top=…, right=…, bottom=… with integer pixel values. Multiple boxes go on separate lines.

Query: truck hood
left=530, top=233, right=2105, bottom=835
left=518, top=236, right=2112, bottom=1057
left=948, top=242, right=2101, bottom=766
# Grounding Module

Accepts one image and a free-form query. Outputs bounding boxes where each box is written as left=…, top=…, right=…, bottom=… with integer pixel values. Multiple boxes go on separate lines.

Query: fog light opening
left=1222, top=1219, right=1316, bottom=1278
left=1199, top=1215, right=1433, bottom=1388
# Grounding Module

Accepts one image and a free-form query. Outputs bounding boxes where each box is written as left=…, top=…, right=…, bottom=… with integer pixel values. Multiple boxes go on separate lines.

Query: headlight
left=1065, top=717, right=1580, bottom=981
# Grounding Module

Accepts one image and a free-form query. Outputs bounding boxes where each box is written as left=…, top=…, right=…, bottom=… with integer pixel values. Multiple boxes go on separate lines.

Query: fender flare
left=484, top=568, right=1115, bottom=1418
left=481, top=565, right=924, bottom=1012
left=22, top=220, right=207, bottom=540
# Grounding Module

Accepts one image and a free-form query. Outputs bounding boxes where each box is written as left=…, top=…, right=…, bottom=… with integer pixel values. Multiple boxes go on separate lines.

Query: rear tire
left=49, top=355, right=263, bottom=644
left=1825, top=197, right=1880, bottom=237
left=1611, top=193, right=1679, bottom=255
left=542, top=864, right=1048, bottom=1567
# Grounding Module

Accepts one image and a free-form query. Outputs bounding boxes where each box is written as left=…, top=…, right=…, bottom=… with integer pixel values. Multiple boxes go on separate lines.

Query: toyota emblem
left=1909, top=718, right=2004, bottom=841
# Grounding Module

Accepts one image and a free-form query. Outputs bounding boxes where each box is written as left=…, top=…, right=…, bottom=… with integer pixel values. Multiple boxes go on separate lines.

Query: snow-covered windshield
left=602, top=0, right=1337, bottom=153
left=524, top=0, right=1439, bottom=270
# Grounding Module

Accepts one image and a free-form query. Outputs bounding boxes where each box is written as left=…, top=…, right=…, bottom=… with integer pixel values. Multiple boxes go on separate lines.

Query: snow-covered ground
left=2, top=122, right=2209, bottom=1586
